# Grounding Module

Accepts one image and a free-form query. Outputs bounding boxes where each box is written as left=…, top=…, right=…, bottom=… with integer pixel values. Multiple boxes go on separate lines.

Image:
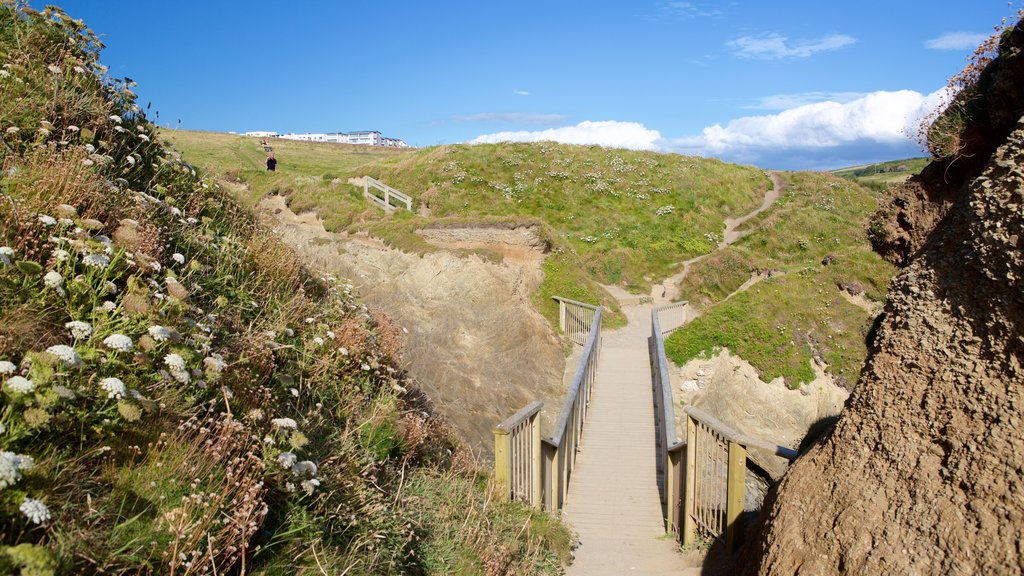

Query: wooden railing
left=494, top=298, right=602, bottom=511
left=363, top=176, right=412, bottom=212
left=554, top=297, right=599, bottom=346
left=650, top=303, right=798, bottom=552
left=682, top=407, right=798, bottom=550
left=650, top=303, right=688, bottom=534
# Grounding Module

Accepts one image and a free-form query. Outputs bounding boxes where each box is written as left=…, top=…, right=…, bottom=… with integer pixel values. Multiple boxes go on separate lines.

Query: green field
left=831, top=157, right=929, bottom=191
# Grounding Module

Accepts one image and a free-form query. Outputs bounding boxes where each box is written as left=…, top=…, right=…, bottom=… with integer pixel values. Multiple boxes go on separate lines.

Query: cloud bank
left=471, top=120, right=663, bottom=150
left=924, top=31, right=988, bottom=50
left=727, top=33, right=857, bottom=59
left=470, top=89, right=950, bottom=170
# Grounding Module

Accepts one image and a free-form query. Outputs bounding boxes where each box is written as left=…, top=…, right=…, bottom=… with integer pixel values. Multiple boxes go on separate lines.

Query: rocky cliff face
left=744, top=22, right=1024, bottom=575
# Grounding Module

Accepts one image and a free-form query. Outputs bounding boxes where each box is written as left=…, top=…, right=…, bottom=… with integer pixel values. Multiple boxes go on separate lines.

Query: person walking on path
left=266, top=152, right=277, bottom=172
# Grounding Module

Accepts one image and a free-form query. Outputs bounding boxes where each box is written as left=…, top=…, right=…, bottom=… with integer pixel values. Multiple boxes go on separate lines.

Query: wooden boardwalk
left=563, top=305, right=701, bottom=575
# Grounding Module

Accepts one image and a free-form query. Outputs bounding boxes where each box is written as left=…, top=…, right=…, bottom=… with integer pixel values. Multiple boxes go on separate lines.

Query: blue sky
left=58, top=1, right=1016, bottom=169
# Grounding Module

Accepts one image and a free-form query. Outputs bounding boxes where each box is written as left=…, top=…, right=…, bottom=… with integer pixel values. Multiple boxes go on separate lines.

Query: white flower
left=65, top=320, right=92, bottom=339
left=326, top=331, right=336, bottom=340
left=304, top=317, right=315, bottom=324
left=73, top=65, right=86, bottom=74
left=38, top=214, right=56, bottom=226
left=5, top=376, right=34, bottom=394
left=312, top=337, right=324, bottom=346
left=0, top=452, right=33, bottom=488
left=0, top=361, right=16, bottom=375
left=47, top=64, right=62, bottom=74
left=245, top=408, right=264, bottom=421
left=43, top=270, right=63, bottom=289
left=82, top=253, right=110, bottom=269
left=300, top=478, right=320, bottom=495
left=203, top=355, right=227, bottom=374
left=270, top=417, right=297, bottom=430
left=277, top=452, right=297, bottom=469
left=19, top=497, right=50, bottom=524
left=289, top=387, right=299, bottom=397
left=163, top=353, right=186, bottom=372
left=148, top=325, right=172, bottom=341
left=0, top=246, right=13, bottom=266
left=139, top=134, right=150, bottom=143
left=101, top=300, right=117, bottom=312
left=125, top=155, right=136, bottom=165
left=53, top=248, right=70, bottom=262
left=339, top=347, right=349, bottom=356
left=109, top=115, right=122, bottom=124
left=171, top=253, right=185, bottom=265
left=103, top=333, right=133, bottom=352
left=81, top=158, right=94, bottom=167
left=291, top=460, right=318, bottom=477
left=104, top=281, right=118, bottom=294
left=150, top=261, right=161, bottom=272
left=99, top=377, right=126, bottom=399
left=170, top=369, right=190, bottom=384
left=361, top=363, right=371, bottom=371
left=45, top=344, right=81, bottom=367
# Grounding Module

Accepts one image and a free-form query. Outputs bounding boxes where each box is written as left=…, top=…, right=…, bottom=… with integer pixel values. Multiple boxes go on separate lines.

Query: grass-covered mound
left=0, top=5, right=568, bottom=574
left=666, top=172, right=897, bottom=388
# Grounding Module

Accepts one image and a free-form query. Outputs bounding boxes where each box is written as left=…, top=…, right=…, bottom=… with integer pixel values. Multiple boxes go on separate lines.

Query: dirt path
left=651, top=172, right=783, bottom=305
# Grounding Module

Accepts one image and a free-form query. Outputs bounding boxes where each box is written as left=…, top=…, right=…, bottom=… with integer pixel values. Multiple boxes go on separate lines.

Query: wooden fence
left=650, top=304, right=799, bottom=552
left=554, top=297, right=600, bottom=346
left=363, top=176, right=412, bottom=212
left=494, top=298, right=602, bottom=511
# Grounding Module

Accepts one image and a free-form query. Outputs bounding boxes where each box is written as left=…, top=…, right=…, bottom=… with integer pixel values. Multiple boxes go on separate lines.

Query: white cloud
left=453, top=112, right=566, bottom=124
left=727, top=33, right=857, bottom=59
left=471, top=120, right=662, bottom=150
left=652, top=1, right=722, bottom=19
left=513, top=90, right=531, bottom=96
left=925, top=31, right=988, bottom=50
left=667, top=88, right=950, bottom=168
left=741, top=91, right=866, bottom=110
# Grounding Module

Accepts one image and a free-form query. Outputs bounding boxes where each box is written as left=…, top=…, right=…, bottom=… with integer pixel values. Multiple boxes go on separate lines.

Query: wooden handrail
left=552, top=296, right=601, bottom=311
left=494, top=297, right=602, bottom=512
left=363, top=176, right=412, bottom=211
left=684, top=406, right=798, bottom=461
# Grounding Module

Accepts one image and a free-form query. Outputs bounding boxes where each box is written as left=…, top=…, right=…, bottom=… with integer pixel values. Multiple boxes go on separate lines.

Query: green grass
left=831, top=157, right=928, bottom=191
left=668, top=172, right=897, bottom=388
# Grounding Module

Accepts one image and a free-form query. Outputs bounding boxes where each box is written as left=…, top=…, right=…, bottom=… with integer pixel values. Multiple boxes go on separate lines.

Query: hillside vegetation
left=0, top=5, right=568, bottom=575
left=832, top=157, right=929, bottom=191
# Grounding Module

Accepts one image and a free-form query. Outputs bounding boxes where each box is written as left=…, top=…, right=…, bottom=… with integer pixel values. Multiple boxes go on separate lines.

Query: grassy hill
left=167, top=127, right=898, bottom=391
left=832, top=157, right=929, bottom=191
left=0, top=5, right=568, bottom=574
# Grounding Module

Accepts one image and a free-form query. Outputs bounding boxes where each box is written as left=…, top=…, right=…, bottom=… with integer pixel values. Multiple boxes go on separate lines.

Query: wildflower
left=139, top=134, right=150, bottom=142
left=0, top=361, right=15, bottom=375
left=300, top=478, right=320, bottom=495
left=4, top=126, right=17, bottom=134
left=245, top=408, right=264, bottom=421
left=38, top=214, right=56, bottom=226
left=203, top=354, right=227, bottom=374
left=81, top=158, right=94, bottom=167
left=171, top=253, right=185, bottom=265
left=0, top=246, right=13, bottom=266
left=339, top=347, right=349, bottom=356
left=289, top=388, right=299, bottom=397
left=53, top=248, right=70, bottom=262
left=361, top=363, right=371, bottom=371
left=19, top=497, right=50, bottom=524
left=0, top=452, right=34, bottom=488
left=103, top=334, right=133, bottom=352
left=47, top=64, right=61, bottom=74
left=163, top=353, right=186, bottom=372
left=271, top=417, right=298, bottom=430
left=0, top=70, right=8, bottom=79
left=101, top=301, right=117, bottom=312
left=305, top=317, right=315, bottom=324
left=82, top=253, right=110, bottom=269
left=291, top=460, right=318, bottom=477
left=99, top=377, right=126, bottom=399
left=277, top=452, right=297, bottom=469
left=73, top=65, right=86, bottom=74
left=312, top=337, right=324, bottom=346
left=148, top=325, right=172, bottom=342
left=108, top=115, right=122, bottom=124
left=65, top=320, right=93, bottom=339
left=104, top=281, right=118, bottom=294
left=43, top=270, right=63, bottom=290
left=45, top=345, right=81, bottom=367
left=326, top=330, right=336, bottom=339
left=150, top=261, right=161, bottom=272
left=125, top=155, right=136, bottom=165
left=5, top=376, right=34, bottom=394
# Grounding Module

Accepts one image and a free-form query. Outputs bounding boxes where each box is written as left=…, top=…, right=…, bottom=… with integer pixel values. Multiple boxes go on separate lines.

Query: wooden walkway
left=563, top=305, right=701, bottom=575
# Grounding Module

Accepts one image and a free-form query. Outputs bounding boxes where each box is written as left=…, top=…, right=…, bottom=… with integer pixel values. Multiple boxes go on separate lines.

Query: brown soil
left=257, top=195, right=567, bottom=458
left=743, top=31, right=1024, bottom=573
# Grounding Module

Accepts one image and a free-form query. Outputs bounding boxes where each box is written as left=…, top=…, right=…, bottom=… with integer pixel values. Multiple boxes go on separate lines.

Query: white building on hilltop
left=278, top=130, right=408, bottom=148
left=244, top=131, right=278, bottom=138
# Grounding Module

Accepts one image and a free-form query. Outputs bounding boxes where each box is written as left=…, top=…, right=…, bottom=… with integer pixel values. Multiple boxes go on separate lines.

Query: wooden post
left=531, top=414, right=541, bottom=508
left=725, top=440, right=747, bottom=552
left=683, top=416, right=697, bottom=546
left=494, top=426, right=511, bottom=500
left=558, top=300, right=566, bottom=333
